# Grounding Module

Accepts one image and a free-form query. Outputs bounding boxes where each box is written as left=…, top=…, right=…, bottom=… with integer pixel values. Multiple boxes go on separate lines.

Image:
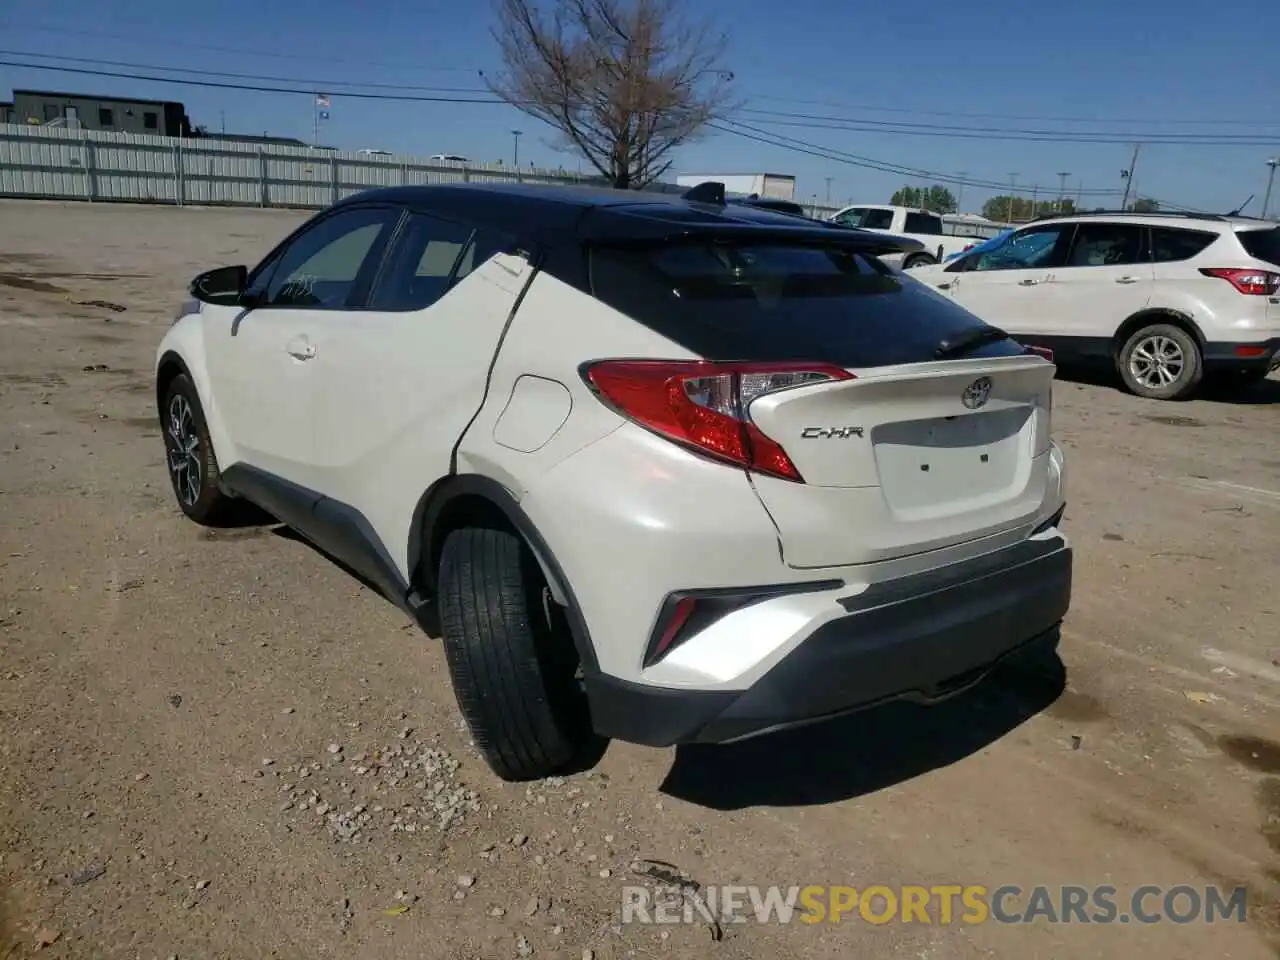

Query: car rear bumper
left=584, top=535, right=1073, bottom=747
left=1203, top=337, right=1280, bottom=372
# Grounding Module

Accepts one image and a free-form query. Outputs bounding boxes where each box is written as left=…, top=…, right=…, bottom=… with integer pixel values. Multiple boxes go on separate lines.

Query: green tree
left=1128, top=198, right=1160, bottom=212
left=981, top=195, right=1077, bottom=222
left=890, top=184, right=957, bottom=214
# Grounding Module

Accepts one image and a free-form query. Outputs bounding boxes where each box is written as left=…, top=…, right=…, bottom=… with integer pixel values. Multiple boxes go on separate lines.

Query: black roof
left=336, top=183, right=912, bottom=253
left=13, top=89, right=184, bottom=109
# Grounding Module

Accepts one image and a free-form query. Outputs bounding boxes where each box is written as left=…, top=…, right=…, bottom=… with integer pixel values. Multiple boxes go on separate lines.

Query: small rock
left=598, top=868, right=611, bottom=879
left=603, top=834, right=614, bottom=843
left=327, top=743, right=342, bottom=754
left=262, top=758, right=275, bottom=767
left=523, top=895, right=543, bottom=917
left=515, top=934, right=532, bottom=957
left=195, top=879, right=210, bottom=891
left=168, top=694, right=183, bottom=708
left=488, top=906, right=506, bottom=918
left=81, top=810, right=94, bottom=820
left=134, top=772, right=149, bottom=782
left=581, top=950, right=593, bottom=960
left=69, top=865, right=106, bottom=886
left=456, top=873, right=476, bottom=888
left=453, top=890, right=466, bottom=901
left=281, top=707, right=295, bottom=714
left=511, top=833, right=528, bottom=847
left=534, top=855, right=545, bottom=866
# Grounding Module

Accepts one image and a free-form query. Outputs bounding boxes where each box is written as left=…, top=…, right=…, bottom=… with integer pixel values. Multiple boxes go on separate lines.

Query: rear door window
left=1065, top=223, right=1146, bottom=266
left=1238, top=227, right=1280, bottom=266
left=589, top=241, right=1024, bottom=368
left=1151, top=227, right=1217, bottom=262
left=903, top=212, right=943, bottom=234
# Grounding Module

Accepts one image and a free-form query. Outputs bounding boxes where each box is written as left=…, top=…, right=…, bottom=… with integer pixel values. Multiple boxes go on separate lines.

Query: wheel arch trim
left=410, top=474, right=600, bottom=674
left=1113, top=308, right=1207, bottom=358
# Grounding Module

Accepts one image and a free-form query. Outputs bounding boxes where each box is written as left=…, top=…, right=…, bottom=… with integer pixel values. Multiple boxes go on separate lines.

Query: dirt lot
left=0, top=199, right=1278, bottom=960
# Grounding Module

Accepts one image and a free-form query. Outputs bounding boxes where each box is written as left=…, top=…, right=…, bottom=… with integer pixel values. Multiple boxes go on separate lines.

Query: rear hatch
left=587, top=238, right=1056, bottom=569
left=747, top=354, right=1052, bottom=567
left=1235, top=226, right=1280, bottom=332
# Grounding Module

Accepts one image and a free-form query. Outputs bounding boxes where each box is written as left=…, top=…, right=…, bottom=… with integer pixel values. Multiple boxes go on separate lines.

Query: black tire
left=160, top=373, right=237, bottom=524
left=1117, top=322, right=1203, bottom=400
left=438, top=527, right=593, bottom=781
left=903, top=253, right=937, bottom=269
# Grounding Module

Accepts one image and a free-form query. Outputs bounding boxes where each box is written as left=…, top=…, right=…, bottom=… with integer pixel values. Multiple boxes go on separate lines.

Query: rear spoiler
left=577, top=207, right=918, bottom=257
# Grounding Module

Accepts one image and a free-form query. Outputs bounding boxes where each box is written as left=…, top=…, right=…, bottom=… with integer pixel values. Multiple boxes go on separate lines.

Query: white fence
left=0, top=123, right=1008, bottom=238
left=0, top=123, right=591, bottom=208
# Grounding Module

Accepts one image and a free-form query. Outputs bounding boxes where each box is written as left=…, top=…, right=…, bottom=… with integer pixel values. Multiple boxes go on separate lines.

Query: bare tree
left=484, top=0, right=736, bottom=189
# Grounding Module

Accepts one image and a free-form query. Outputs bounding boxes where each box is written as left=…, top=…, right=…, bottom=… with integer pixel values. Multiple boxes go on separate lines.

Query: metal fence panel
left=0, top=123, right=593, bottom=209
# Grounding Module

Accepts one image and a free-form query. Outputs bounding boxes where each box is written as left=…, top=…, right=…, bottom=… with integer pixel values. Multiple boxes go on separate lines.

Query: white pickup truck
left=828, top=205, right=983, bottom=269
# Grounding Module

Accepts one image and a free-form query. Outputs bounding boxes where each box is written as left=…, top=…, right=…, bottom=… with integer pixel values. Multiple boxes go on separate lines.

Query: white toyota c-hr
left=155, top=181, right=1072, bottom=781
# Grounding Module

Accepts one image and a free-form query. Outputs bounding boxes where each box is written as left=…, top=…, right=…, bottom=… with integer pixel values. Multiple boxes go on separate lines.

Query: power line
left=0, top=58, right=508, bottom=105
left=736, top=109, right=1280, bottom=146
left=714, top=119, right=1126, bottom=196
left=4, top=21, right=477, bottom=73
left=736, top=92, right=1280, bottom=128
left=0, top=50, right=493, bottom=95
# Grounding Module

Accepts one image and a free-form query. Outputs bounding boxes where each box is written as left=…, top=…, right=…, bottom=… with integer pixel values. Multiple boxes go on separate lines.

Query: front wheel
left=160, top=374, right=238, bottom=524
left=437, top=527, right=595, bottom=781
left=1117, top=323, right=1203, bottom=400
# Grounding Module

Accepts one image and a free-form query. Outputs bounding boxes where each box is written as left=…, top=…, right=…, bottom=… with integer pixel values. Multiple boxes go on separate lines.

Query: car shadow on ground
left=1056, top=363, right=1279, bottom=405
left=657, top=649, right=1067, bottom=811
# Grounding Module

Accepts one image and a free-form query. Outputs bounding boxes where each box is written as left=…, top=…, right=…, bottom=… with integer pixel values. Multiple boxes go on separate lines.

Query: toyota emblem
left=962, top=377, right=993, bottom=409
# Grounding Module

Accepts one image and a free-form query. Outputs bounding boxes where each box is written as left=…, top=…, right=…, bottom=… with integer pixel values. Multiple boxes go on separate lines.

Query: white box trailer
left=675, top=172, right=796, bottom=201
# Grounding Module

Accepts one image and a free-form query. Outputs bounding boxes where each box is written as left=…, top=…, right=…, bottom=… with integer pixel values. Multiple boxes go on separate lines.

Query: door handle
left=286, top=336, right=316, bottom=361
left=1114, top=276, right=1139, bottom=284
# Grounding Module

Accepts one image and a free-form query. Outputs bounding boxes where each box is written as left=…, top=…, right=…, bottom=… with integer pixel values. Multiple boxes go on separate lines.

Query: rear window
left=588, top=242, right=1024, bottom=368
left=1151, top=227, right=1217, bottom=263
left=903, top=212, right=943, bottom=235
left=1237, top=227, right=1280, bottom=266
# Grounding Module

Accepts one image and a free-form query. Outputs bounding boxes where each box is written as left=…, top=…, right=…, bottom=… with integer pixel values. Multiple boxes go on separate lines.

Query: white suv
left=911, top=212, right=1280, bottom=400
left=155, top=183, right=1071, bottom=781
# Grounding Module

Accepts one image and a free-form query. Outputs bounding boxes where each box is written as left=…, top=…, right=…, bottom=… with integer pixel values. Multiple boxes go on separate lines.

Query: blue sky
left=2, top=0, right=1279, bottom=214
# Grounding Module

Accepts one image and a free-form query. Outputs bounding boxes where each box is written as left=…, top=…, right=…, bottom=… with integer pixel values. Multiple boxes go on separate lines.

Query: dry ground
left=0, top=199, right=1278, bottom=960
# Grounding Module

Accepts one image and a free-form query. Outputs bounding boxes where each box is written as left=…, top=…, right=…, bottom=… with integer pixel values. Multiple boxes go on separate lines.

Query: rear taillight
left=1023, top=344, right=1054, bottom=361
left=1199, top=267, right=1280, bottom=296
left=583, top=359, right=853, bottom=482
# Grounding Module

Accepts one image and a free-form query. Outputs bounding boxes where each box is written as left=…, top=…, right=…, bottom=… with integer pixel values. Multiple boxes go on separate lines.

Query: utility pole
left=824, top=176, right=833, bottom=205
left=955, top=172, right=967, bottom=215
left=1056, top=171, right=1070, bottom=210
left=1007, top=173, right=1019, bottom=223
left=1263, top=157, right=1280, bottom=220
left=1120, top=144, right=1141, bottom=211
left=1031, top=184, right=1039, bottom=216
left=511, top=129, right=523, bottom=170
left=1076, top=179, right=1082, bottom=208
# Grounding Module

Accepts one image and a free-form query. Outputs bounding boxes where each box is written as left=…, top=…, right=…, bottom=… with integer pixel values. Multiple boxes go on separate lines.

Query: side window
left=264, top=207, right=397, bottom=309
left=453, top=228, right=517, bottom=282
left=369, top=214, right=474, bottom=311
left=1066, top=223, right=1145, bottom=267
left=862, top=209, right=895, bottom=230
left=1151, top=227, right=1217, bottom=263
left=973, top=226, right=1070, bottom=272
left=903, top=213, right=942, bottom=235
left=833, top=208, right=866, bottom=227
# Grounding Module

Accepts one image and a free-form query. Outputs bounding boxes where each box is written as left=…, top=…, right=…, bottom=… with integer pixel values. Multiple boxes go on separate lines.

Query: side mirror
left=190, top=265, right=248, bottom=306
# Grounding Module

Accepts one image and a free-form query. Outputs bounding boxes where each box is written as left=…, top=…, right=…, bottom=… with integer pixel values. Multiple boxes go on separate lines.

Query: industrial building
left=6, top=90, right=192, bottom=137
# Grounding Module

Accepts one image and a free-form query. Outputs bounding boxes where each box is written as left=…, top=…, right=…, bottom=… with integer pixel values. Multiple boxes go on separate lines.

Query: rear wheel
left=903, top=253, right=937, bottom=269
left=437, top=527, right=594, bottom=781
left=161, top=374, right=237, bottom=524
left=1117, top=323, right=1202, bottom=400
